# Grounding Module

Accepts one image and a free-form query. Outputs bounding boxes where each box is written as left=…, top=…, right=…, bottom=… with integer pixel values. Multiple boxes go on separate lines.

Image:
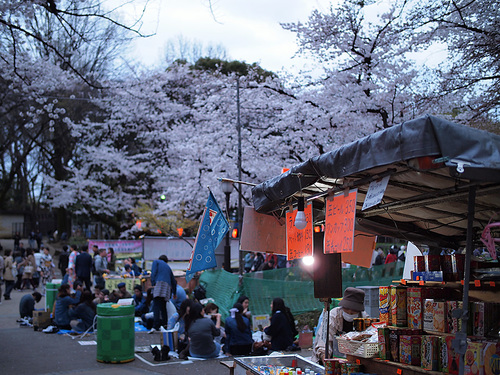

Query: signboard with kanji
left=324, top=189, right=357, bottom=253
left=286, top=202, right=313, bottom=260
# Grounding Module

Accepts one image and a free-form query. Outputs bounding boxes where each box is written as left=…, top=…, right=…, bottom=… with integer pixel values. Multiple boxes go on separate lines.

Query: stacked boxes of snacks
left=375, top=283, right=500, bottom=374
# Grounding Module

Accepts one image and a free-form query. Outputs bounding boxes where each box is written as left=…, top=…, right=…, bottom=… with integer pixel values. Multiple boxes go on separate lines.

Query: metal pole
left=453, top=185, right=476, bottom=375
left=324, top=298, right=331, bottom=361
left=224, top=191, right=231, bottom=272
left=237, top=77, right=244, bottom=276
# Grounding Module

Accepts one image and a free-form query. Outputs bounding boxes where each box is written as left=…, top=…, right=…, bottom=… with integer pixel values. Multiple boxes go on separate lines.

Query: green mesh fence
left=199, top=262, right=405, bottom=321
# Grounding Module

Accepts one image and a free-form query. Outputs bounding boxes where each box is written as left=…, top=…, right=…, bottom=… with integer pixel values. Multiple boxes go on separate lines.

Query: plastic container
left=336, top=336, right=379, bottom=358
left=45, top=282, right=60, bottom=312
left=96, top=303, right=135, bottom=363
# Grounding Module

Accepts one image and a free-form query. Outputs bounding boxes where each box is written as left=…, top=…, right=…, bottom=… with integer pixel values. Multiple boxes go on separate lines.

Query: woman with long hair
left=264, top=297, right=297, bottom=351
left=225, top=302, right=253, bottom=355
left=185, top=302, right=221, bottom=359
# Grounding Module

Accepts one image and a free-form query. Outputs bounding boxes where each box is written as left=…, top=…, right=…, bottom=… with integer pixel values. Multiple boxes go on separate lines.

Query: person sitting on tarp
left=68, top=290, right=96, bottom=332
left=311, top=287, right=368, bottom=364
left=133, top=285, right=148, bottom=316
left=185, top=302, right=221, bottom=359
left=54, top=283, right=83, bottom=330
left=264, top=297, right=298, bottom=351
left=109, top=282, right=132, bottom=302
left=19, top=291, right=42, bottom=319
left=225, top=302, right=253, bottom=356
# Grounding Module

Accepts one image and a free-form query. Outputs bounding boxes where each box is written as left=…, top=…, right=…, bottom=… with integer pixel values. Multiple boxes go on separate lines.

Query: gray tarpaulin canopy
left=252, top=114, right=500, bottom=248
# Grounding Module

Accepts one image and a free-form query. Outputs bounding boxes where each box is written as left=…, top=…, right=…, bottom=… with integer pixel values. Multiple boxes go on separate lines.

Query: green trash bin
left=96, top=303, right=135, bottom=363
left=45, top=282, right=60, bottom=312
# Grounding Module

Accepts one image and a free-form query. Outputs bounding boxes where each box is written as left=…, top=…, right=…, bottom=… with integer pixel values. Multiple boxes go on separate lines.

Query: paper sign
left=286, top=202, right=313, bottom=260
left=324, top=190, right=357, bottom=253
left=362, top=175, right=390, bottom=210
left=341, top=230, right=377, bottom=267
left=252, top=314, right=270, bottom=331
left=240, top=206, right=286, bottom=254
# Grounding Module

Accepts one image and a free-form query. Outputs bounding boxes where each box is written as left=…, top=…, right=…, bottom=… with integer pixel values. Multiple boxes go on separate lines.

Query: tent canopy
left=252, top=115, right=500, bottom=248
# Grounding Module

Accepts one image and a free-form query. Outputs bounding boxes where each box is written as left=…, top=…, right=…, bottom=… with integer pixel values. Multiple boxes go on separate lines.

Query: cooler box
left=96, top=303, right=135, bottom=363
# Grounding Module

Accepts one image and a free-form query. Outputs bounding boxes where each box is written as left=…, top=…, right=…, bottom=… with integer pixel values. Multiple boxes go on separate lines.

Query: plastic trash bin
left=45, top=282, right=60, bottom=312
left=96, top=303, right=135, bottom=363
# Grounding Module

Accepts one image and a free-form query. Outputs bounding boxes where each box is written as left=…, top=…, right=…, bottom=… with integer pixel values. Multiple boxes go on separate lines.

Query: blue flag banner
left=186, top=192, right=230, bottom=282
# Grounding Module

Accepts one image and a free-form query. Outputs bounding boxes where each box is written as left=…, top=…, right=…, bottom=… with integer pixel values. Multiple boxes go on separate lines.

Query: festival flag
left=185, top=191, right=230, bottom=281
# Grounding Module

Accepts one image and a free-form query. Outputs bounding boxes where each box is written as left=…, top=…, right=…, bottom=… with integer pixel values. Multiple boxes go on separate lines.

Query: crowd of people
left=4, top=235, right=372, bottom=363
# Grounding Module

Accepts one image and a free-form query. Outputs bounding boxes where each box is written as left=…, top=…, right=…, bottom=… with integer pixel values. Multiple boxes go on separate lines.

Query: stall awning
left=252, top=115, right=500, bottom=248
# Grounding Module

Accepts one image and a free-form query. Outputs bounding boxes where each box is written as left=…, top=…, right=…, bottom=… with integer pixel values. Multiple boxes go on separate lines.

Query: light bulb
left=295, top=210, right=307, bottom=230
left=302, top=256, right=314, bottom=265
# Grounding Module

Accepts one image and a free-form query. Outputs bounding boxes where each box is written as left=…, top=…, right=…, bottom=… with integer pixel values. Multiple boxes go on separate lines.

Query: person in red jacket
left=385, top=245, right=398, bottom=264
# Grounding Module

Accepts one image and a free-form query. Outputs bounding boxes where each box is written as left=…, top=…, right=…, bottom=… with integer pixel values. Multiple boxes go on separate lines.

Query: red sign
left=324, top=189, right=357, bottom=253
left=286, top=202, right=313, bottom=260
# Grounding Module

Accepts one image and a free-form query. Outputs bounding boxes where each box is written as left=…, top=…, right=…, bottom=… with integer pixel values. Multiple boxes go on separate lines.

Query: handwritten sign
left=362, top=175, right=390, bottom=210
left=324, top=189, right=357, bottom=253
left=286, top=202, right=313, bottom=260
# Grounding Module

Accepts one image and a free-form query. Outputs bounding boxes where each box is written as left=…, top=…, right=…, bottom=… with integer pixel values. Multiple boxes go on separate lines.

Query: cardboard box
left=423, top=300, right=446, bottom=333
left=421, top=335, right=439, bottom=371
left=378, top=327, right=390, bottom=360
left=438, top=336, right=448, bottom=373
left=390, top=286, right=407, bottom=327
left=446, top=300, right=462, bottom=334
left=408, top=288, right=425, bottom=329
left=32, top=311, right=52, bottom=329
left=389, top=328, right=401, bottom=363
left=483, top=341, right=500, bottom=375
left=465, top=341, right=484, bottom=375
left=471, top=302, right=485, bottom=337
left=446, top=335, right=461, bottom=375
left=379, top=286, right=390, bottom=324
left=411, top=336, right=422, bottom=366
left=399, top=335, right=412, bottom=365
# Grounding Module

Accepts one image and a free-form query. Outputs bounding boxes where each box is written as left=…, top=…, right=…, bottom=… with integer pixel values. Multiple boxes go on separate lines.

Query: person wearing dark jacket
left=150, top=255, right=177, bottom=331
left=75, top=246, right=93, bottom=291
left=225, top=302, right=253, bottom=355
left=264, top=297, right=297, bottom=351
left=186, top=302, right=221, bottom=358
left=58, top=245, right=69, bottom=278
left=54, top=283, right=82, bottom=330
left=69, top=290, right=96, bottom=332
left=19, top=292, right=42, bottom=318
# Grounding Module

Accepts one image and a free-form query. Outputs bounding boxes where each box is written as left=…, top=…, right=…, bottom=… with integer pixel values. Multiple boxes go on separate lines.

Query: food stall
left=250, top=115, right=500, bottom=375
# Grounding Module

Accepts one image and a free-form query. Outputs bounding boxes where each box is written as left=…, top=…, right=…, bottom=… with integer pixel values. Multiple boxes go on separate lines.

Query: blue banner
left=186, top=192, right=229, bottom=281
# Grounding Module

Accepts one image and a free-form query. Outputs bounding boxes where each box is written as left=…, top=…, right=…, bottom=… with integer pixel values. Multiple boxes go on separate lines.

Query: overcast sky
left=113, top=0, right=334, bottom=73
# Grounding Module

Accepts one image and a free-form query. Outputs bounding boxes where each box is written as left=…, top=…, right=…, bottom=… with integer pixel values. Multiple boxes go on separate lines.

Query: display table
left=346, top=355, right=443, bottom=375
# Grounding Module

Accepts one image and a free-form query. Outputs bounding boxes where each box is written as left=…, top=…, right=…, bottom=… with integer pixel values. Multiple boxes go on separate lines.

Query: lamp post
left=221, top=180, right=234, bottom=272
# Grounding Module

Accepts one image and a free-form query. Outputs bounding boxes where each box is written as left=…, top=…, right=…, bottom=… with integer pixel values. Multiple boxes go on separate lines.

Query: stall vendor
left=312, top=287, right=368, bottom=364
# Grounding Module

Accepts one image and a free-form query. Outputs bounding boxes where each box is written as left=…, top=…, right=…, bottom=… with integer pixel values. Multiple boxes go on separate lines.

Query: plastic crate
left=336, top=337, right=379, bottom=358
left=357, top=286, right=380, bottom=308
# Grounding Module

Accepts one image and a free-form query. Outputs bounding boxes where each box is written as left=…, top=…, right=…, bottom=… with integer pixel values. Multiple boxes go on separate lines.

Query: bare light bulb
left=294, top=196, right=307, bottom=230
left=302, top=256, right=314, bottom=265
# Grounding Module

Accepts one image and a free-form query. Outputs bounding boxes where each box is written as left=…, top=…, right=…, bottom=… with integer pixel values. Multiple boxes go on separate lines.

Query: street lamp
left=221, top=180, right=234, bottom=272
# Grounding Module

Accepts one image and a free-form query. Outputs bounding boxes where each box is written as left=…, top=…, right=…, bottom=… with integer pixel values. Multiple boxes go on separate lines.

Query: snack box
left=379, top=286, right=390, bottom=324
left=412, top=271, right=444, bottom=282
left=378, top=327, right=390, bottom=360
left=421, top=335, right=439, bottom=371
left=483, top=341, right=500, bottom=375
left=411, top=336, right=422, bottom=366
left=446, top=300, right=462, bottom=334
left=423, top=299, right=447, bottom=333
left=399, top=335, right=412, bottom=365
left=389, top=328, right=400, bottom=363
left=390, top=286, right=407, bottom=327
left=407, top=287, right=444, bottom=329
left=438, top=336, right=448, bottom=373
left=465, top=341, right=484, bottom=375
left=446, top=335, right=461, bottom=375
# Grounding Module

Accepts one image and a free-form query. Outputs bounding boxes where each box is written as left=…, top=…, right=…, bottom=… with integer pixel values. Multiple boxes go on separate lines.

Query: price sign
left=324, top=190, right=357, bottom=253
left=286, top=202, right=313, bottom=260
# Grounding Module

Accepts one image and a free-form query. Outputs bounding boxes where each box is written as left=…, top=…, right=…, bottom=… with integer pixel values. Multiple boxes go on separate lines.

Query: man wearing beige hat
left=312, top=287, right=369, bottom=364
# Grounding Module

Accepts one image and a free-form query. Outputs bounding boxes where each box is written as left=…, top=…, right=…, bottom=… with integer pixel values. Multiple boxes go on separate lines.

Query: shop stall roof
left=252, top=115, right=500, bottom=248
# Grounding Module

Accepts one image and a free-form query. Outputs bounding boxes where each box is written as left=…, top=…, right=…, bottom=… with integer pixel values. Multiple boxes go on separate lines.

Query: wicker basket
left=336, top=336, right=379, bottom=358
